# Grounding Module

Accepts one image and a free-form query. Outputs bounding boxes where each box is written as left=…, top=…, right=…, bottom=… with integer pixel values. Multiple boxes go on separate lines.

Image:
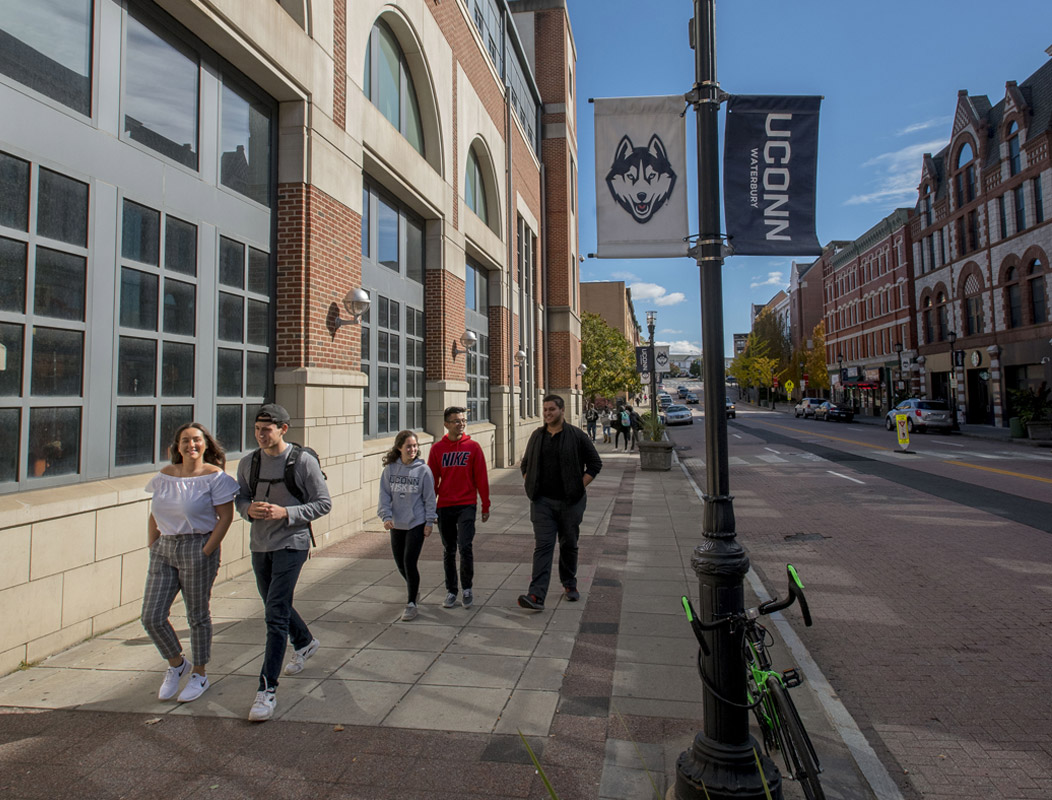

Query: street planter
left=638, top=438, right=674, bottom=471
left=1026, top=420, right=1052, bottom=440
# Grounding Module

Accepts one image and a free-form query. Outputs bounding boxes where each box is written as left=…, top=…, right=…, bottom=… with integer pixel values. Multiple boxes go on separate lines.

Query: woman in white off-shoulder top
left=142, top=423, right=238, bottom=703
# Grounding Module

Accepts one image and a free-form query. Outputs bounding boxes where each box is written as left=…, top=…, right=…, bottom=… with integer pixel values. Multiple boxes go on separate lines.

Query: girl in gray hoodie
left=377, top=430, right=437, bottom=621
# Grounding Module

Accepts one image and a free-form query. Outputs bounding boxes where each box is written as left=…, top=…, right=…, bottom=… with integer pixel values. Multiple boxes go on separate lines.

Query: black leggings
left=390, top=524, right=426, bottom=604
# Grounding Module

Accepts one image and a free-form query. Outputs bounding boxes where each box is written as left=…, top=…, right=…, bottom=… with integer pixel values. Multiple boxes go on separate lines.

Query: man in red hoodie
left=427, top=406, right=491, bottom=608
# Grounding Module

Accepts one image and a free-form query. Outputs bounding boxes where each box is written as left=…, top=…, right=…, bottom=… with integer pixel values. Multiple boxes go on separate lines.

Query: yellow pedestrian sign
left=895, top=413, right=910, bottom=451
left=784, top=379, right=794, bottom=393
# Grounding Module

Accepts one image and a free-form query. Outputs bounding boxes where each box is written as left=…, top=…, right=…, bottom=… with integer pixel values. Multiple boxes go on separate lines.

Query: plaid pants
left=141, top=533, right=221, bottom=665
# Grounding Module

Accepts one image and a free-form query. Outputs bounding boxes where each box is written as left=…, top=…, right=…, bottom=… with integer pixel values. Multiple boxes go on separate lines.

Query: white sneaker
left=284, top=638, right=320, bottom=675
left=462, top=589, right=474, bottom=608
left=248, top=690, right=276, bottom=722
left=401, top=603, right=418, bottom=621
left=177, top=673, right=210, bottom=702
left=158, top=658, right=189, bottom=700
left=442, top=592, right=458, bottom=608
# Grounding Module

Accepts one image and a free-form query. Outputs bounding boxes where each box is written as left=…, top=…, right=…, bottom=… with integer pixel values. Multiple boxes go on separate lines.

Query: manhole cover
left=784, top=532, right=827, bottom=542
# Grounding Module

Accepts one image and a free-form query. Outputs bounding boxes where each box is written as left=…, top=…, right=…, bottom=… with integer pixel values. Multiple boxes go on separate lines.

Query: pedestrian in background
left=600, top=408, right=612, bottom=443
left=628, top=406, right=643, bottom=451
left=518, top=394, right=602, bottom=610
left=142, top=423, right=238, bottom=703
left=614, top=404, right=632, bottom=451
left=379, top=430, right=436, bottom=621
left=585, top=404, right=599, bottom=441
left=428, top=407, right=489, bottom=609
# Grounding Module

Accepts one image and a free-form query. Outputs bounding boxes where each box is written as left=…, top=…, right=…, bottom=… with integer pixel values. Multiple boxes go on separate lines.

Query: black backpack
left=248, top=443, right=327, bottom=546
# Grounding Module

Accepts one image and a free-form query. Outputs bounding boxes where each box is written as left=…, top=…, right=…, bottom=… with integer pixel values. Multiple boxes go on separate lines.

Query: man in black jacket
left=518, top=394, right=603, bottom=610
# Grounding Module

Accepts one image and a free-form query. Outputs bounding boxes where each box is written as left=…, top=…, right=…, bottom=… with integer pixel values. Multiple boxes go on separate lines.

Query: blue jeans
left=252, top=548, right=311, bottom=691
left=438, top=504, right=476, bottom=593
left=527, top=494, right=586, bottom=603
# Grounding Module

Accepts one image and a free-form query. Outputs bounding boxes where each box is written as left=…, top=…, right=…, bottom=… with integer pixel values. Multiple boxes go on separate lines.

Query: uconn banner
left=723, top=95, right=823, bottom=256
left=593, top=96, right=689, bottom=258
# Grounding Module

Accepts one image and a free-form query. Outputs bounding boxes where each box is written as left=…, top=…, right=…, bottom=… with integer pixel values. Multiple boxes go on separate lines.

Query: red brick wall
left=426, top=268, right=467, bottom=382
left=276, top=182, right=362, bottom=370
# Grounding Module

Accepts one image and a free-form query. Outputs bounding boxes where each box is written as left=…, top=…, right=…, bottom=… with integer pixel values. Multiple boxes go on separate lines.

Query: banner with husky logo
left=594, top=95, right=688, bottom=258
left=723, top=95, right=823, bottom=256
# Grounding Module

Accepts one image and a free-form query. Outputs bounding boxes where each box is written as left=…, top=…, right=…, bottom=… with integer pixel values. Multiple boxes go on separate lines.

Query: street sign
left=635, top=346, right=652, bottom=373
left=784, top=379, right=794, bottom=393
left=895, top=414, right=910, bottom=450
left=772, top=376, right=779, bottom=387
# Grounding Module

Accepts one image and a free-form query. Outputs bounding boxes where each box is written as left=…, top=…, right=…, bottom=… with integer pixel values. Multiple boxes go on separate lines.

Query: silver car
left=794, top=397, right=825, bottom=418
left=884, top=399, right=953, bottom=433
left=664, top=404, right=693, bottom=425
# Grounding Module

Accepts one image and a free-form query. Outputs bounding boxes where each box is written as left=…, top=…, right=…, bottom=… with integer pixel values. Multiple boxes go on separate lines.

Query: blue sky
left=569, top=0, right=1052, bottom=355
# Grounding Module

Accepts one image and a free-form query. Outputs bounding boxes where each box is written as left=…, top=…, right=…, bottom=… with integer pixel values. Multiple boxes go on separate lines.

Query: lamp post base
left=671, top=733, right=782, bottom=799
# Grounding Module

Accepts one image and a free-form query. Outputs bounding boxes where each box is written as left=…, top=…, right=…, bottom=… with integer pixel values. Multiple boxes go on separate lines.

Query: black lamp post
left=647, top=310, right=658, bottom=422
left=947, top=331, right=959, bottom=430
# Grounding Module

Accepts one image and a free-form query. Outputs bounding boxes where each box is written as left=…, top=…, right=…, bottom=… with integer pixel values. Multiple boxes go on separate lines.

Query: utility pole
left=672, top=0, right=782, bottom=797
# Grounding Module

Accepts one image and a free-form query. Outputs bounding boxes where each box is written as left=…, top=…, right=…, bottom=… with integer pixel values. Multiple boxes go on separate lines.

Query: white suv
left=794, top=397, right=825, bottom=418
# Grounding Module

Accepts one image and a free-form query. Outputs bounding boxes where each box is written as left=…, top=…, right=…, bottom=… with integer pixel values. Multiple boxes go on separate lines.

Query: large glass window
left=0, top=0, right=92, bottom=115
left=220, top=79, right=272, bottom=206
left=1034, top=178, right=1044, bottom=225
left=364, top=21, right=424, bottom=155
left=963, top=275, right=984, bottom=336
left=1030, top=260, right=1048, bottom=325
left=1007, top=123, right=1021, bottom=176
left=1014, top=186, right=1026, bottom=233
left=1005, top=268, right=1022, bottom=329
left=466, top=260, right=490, bottom=423
left=465, top=147, right=489, bottom=226
left=955, top=143, right=976, bottom=207
left=123, top=10, right=199, bottom=168
left=518, top=217, right=537, bottom=418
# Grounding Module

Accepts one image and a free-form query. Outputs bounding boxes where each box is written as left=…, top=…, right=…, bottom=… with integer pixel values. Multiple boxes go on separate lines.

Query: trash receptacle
left=1009, top=416, right=1024, bottom=438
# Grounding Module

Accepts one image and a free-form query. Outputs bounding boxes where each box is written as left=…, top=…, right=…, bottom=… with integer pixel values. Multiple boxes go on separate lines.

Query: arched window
left=1029, top=258, right=1048, bottom=325
left=465, top=146, right=488, bottom=225
left=955, top=142, right=976, bottom=207
left=1004, top=266, right=1022, bottom=328
left=920, top=184, right=933, bottom=226
left=1007, top=121, right=1021, bottom=176
left=963, top=273, right=984, bottom=335
left=364, top=21, right=424, bottom=155
left=936, top=292, right=949, bottom=342
left=923, top=295, right=934, bottom=344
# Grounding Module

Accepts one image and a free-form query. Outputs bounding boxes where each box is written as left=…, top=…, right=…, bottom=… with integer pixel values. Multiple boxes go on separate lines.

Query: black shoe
left=564, top=587, right=580, bottom=602
left=518, top=593, right=544, bottom=610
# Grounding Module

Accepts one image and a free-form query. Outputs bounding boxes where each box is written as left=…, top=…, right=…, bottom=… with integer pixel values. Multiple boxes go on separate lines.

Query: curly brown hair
left=169, top=423, right=227, bottom=469
left=382, top=430, right=419, bottom=466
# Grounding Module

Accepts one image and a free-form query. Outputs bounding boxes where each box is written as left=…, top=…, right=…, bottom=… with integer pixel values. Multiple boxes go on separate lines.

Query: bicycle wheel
left=766, top=676, right=825, bottom=800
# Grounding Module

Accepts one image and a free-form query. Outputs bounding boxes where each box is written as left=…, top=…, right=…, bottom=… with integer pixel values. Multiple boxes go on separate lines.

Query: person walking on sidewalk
left=142, top=423, right=238, bottom=703
left=585, top=404, right=599, bottom=441
left=628, top=406, right=643, bottom=451
left=600, top=408, right=613, bottom=443
left=614, top=403, right=632, bottom=451
left=379, top=430, right=437, bottom=622
left=236, top=404, right=331, bottom=723
left=428, top=406, right=490, bottom=609
left=518, top=394, right=602, bottom=610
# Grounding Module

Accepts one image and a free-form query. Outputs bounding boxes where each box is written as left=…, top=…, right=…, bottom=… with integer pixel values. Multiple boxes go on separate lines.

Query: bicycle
left=682, top=564, right=824, bottom=800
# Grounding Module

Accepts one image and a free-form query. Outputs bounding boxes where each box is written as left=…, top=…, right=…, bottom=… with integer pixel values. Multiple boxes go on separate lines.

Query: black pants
left=527, top=494, right=586, bottom=603
left=390, top=524, right=426, bottom=604
left=614, top=425, right=629, bottom=449
left=438, top=504, right=476, bottom=593
left=252, top=548, right=311, bottom=692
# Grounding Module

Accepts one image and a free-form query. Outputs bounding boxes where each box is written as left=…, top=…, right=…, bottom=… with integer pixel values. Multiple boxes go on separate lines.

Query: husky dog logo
left=605, top=134, right=677, bottom=224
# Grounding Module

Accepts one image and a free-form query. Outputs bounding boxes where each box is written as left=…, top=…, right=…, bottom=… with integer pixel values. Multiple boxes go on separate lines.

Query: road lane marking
left=758, top=454, right=789, bottom=463
left=931, top=440, right=965, bottom=447
left=764, top=447, right=782, bottom=455
left=757, top=420, right=892, bottom=451
left=945, top=460, right=1052, bottom=484
left=828, top=471, right=865, bottom=484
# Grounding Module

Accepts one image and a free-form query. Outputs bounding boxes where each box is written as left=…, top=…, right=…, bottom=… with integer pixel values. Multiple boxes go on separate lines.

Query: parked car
left=664, top=404, right=693, bottom=425
left=658, top=393, right=673, bottom=409
left=884, top=399, right=953, bottom=433
left=725, top=398, right=736, bottom=418
left=794, top=397, right=825, bottom=418
left=686, top=392, right=698, bottom=404
left=814, top=401, right=853, bottom=422
left=677, top=386, right=689, bottom=398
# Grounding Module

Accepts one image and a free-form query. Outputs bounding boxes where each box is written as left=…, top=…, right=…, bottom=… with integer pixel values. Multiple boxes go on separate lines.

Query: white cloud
left=610, top=270, right=639, bottom=281
left=897, top=117, right=950, bottom=136
left=844, top=138, right=945, bottom=206
left=657, top=340, right=702, bottom=355
left=659, top=328, right=683, bottom=335
left=630, top=282, right=686, bottom=307
left=749, top=271, right=785, bottom=289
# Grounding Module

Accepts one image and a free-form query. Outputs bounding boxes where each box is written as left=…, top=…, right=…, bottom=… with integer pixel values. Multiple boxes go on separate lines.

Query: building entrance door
left=966, top=369, right=992, bottom=424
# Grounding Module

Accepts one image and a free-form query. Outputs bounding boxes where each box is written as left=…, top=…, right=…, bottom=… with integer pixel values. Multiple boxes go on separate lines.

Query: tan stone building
left=580, top=280, right=641, bottom=345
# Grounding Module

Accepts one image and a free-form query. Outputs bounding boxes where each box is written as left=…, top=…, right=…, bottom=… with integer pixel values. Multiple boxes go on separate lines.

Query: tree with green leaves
left=580, top=312, right=640, bottom=403
left=689, top=358, right=703, bottom=378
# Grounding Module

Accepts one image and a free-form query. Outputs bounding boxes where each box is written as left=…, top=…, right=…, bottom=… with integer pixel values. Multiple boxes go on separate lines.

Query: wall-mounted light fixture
left=576, top=363, right=587, bottom=377
left=514, top=348, right=527, bottom=366
left=452, top=330, right=477, bottom=360
left=334, top=288, right=371, bottom=329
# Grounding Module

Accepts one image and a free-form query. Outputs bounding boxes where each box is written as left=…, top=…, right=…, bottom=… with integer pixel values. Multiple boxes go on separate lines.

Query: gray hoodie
left=377, top=457, right=437, bottom=530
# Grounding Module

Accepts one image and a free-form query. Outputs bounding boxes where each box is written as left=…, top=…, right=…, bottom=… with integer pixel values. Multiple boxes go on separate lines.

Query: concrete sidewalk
left=0, top=441, right=877, bottom=799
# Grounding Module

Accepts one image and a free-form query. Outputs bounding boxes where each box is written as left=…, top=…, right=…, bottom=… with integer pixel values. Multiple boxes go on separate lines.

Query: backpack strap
left=249, top=449, right=262, bottom=499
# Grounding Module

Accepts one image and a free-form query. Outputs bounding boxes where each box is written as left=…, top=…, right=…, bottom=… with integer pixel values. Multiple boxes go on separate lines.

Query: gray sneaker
left=442, top=592, right=458, bottom=608
left=248, top=690, right=276, bottom=722
left=284, top=638, right=320, bottom=675
left=462, top=589, right=474, bottom=608
left=401, top=603, right=418, bottom=621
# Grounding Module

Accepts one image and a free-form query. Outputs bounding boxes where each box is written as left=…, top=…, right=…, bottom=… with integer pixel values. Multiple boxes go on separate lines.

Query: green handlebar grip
left=787, top=564, right=804, bottom=589
left=681, top=596, right=694, bottom=621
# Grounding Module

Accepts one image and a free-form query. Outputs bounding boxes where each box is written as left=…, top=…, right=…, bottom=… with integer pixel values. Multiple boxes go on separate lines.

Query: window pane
left=38, top=168, right=88, bottom=246
left=247, top=248, right=269, bottom=294
left=0, top=0, right=92, bottom=115
left=405, top=71, right=423, bottom=154
left=115, top=406, right=155, bottom=466
left=0, top=323, right=23, bottom=396
left=31, top=327, right=82, bottom=396
left=219, top=236, right=244, bottom=288
left=0, top=152, right=30, bottom=230
left=0, top=237, right=27, bottom=312
left=28, top=406, right=79, bottom=477
left=161, top=341, right=193, bottom=396
left=120, top=268, right=159, bottom=330
left=220, top=80, right=271, bottom=206
left=378, top=198, right=398, bottom=272
left=216, top=348, right=242, bottom=396
left=246, top=350, right=267, bottom=396
left=216, top=404, right=242, bottom=451
left=406, top=216, right=423, bottom=284
left=218, top=293, right=244, bottom=342
left=362, top=186, right=370, bottom=258
left=243, top=402, right=260, bottom=451
left=377, top=23, right=401, bottom=131
left=0, top=407, right=18, bottom=482
left=163, top=278, right=195, bottom=335
left=124, top=12, right=199, bottom=168
left=165, top=216, right=197, bottom=276
left=36, top=248, right=86, bottom=321
left=118, top=336, right=156, bottom=396
left=122, top=200, right=160, bottom=265
left=159, top=404, right=193, bottom=461
left=247, top=299, right=268, bottom=345
left=389, top=300, right=400, bottom=331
